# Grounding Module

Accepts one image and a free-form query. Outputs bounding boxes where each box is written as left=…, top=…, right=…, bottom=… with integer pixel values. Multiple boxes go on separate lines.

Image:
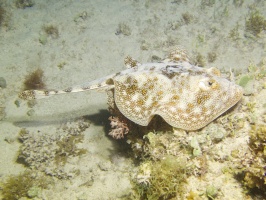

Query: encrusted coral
left=142, top=131, right=184, bottom=160
left=18, top=118, right=89, bottom=179
left=108, top=116, right=129, bottom=139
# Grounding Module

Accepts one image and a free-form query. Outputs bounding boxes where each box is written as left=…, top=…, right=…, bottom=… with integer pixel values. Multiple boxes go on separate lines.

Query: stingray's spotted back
left=19, top=47, right=243, bottom=130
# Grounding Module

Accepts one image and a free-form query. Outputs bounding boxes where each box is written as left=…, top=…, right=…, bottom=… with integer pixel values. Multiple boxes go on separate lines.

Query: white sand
left=0, top=0, right=265, bottom=199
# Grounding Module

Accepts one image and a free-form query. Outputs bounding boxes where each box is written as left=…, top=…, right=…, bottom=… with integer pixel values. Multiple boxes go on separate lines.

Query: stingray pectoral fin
left=129, top=114, right=152, bottom=126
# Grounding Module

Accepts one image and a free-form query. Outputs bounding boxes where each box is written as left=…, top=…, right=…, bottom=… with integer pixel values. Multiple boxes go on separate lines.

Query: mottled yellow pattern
left=18, top=47, right=243, bottom=131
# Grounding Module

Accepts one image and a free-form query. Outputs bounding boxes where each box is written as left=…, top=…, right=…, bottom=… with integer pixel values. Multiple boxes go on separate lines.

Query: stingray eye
left=207, top=79, right=219, bottom=90
left=208, top=81, right=213, bottom=86
left=199, top=78, right=217, bottom=91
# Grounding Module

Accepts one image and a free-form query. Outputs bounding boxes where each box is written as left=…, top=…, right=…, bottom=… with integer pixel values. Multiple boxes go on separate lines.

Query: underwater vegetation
left=200, top=0, right=216, bottom=9
left=0, top=4, right=10, bottom=28
left=207, top=52, right=217, bottom=63
left=23, top=68, right=46, bottom=90
left=132, top=156, right=189, bottom=200
left=236, top=124, right=266, bottom=193
left=237, top=59, right=266, bottom=95
left=226, top=60, right=266, bottom=197
left=229, top=25, right=240, bottom=41
left=54, top=129, right=87, bottom=166
left=0, top=170, right=51, bottom=200
left=245, top=10, right=266, bottom=36
left=39, top=25, right=59, bottom=44
left=128, top=130, right=216, bottom=199
left=195, top=53, right=206, bottom=67
left=0, top=5, right=6, bottom=26
left=233, top=0, right=244, bottom=7
left=181, top=12, right=194, bottom=25
left=15, top=0, right=34, bottom=9
left=43, top=25, right=59, bottom=39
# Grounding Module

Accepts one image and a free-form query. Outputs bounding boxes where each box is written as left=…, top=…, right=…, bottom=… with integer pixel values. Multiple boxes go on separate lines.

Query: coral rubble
left=108, top=116, right=129, bottom=139
left=18, top=118, right=90, bottom=179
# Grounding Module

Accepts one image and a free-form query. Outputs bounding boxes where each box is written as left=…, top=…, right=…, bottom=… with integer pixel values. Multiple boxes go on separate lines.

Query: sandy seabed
left=0, top=0, right=266, bottom=199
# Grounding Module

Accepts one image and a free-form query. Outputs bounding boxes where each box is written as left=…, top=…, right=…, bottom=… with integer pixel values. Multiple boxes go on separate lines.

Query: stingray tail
left=18, top=74, right=115, bottom=100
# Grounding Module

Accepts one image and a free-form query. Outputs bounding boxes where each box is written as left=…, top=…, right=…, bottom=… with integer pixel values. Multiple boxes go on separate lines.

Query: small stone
left=115, top=23, right=131, bottom=36
left=151, top=55, right=162, bottom=62
left=4, top=136, right=16, bottom=144
left=98, top=161, right=112, bottom=171
left=206, top=185, right=218, bottom=199
left=27, top=186, right=41, bottom=198
left=14, top=99, right=20, bottom=107
left=27, top=109, right=35, bottom=116
left=190, top=137, right=202, bottom=156
left=39, top=34, right=47, bottom=45
left=27, top=100, right=37, bottom=108
left=203, top=124, right=227, bottom=143
left=74, top=11, right=88, bottom=22
left=193, top=148, right=202, bottom=156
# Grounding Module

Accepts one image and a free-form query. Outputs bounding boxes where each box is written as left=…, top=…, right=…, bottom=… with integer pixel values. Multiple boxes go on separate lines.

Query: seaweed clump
left=43, top=25, right=59, bottom=39
left=0, top=6, right=6, bottom=26
left=0, top=4, right=10, bottom=28
left=132, top=156, right=189, bottom=200
left=129, top=130, right=210, bottom=199
left=0, top=170, right=50, bottom=200
left=245, top=124, right=266, bottom=190
left=195, top=53, right=206, bottom=67
left=23, top=68, right=46, bottom=90
left=54, top=129, right=88, bottom=166
left=245, top=10, right=266, bottom=36
left=15, top=0, right=34, bottom=9
left=236, top=124, right=266, bottom=193
left=181, top=12, right=194, bottom=25
left=207, top=52, right=217, bottom=63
